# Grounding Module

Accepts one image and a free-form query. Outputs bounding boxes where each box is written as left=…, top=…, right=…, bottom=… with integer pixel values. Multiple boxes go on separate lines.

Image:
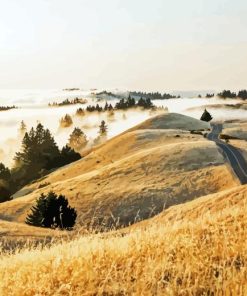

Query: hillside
left=0, top=113, right=237, bottom=230
left=1, top=183, right=246, bottom=295
left=128, top=112, right=210, bottom=131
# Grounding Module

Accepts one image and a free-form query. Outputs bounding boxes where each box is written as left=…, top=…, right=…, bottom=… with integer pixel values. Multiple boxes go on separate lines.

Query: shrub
left=26, top=191, right=77, bottom=229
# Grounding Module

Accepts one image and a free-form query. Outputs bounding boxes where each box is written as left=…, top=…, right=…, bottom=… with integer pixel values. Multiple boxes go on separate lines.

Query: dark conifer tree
left=0, top=163, right=11, bottom=182
left=26, top=191, right=77, bottom=229
left=58, top=145, right=81, bottom=166
left=200, top=109, right=213, bottom=122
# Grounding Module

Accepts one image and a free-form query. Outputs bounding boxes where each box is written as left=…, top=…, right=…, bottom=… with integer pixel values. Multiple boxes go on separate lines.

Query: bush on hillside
left=26, top=191, right=77, bottom=229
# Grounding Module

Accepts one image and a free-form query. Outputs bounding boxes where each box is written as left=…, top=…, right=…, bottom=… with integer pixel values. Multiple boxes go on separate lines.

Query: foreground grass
left=0, top=186, right=247, bottom=295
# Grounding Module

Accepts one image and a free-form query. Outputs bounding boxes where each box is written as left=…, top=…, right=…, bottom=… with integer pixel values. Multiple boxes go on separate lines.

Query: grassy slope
left=0, top=132, right=237, bottom=228
left=0, top=113, right=236, bottom=231
left=0, top=184, right=246, bottom=295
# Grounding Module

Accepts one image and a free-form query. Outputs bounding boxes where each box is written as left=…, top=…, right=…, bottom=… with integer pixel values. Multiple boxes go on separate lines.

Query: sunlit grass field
left=1, top=185, right=246, bottom=295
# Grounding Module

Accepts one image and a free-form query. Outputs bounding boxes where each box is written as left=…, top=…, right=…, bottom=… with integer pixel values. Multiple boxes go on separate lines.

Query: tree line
left=0, top=105, right=17, bottom=111
left=78, top=96, right=154, bottom=114
left=130, top=91, right=179, bottom=100
left=217, top=90, right=247, bottom=99
left=48, top=97, right=87, bottom=107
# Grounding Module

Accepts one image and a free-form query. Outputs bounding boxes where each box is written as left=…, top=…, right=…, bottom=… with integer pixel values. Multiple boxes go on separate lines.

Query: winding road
left=208, top=124, right=247, bottom=184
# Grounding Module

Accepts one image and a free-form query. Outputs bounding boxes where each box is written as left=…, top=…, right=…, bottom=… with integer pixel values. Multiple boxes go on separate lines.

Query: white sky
left=0, top=0, right=247, bottom=91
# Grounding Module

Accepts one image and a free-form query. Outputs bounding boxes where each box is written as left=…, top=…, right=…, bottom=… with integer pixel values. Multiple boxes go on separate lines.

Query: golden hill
left=129, top=112, right=210, bottom=131
left=0, top=113, right=237, bottom=229
left=0, top=183, right=246, bottom=295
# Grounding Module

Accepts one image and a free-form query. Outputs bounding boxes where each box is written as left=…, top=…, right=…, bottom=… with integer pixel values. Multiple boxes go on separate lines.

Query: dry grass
left=0, top=184, right=247, bottom=295
left=0, top=138, right=237, bottom=228
left=128, top=112, right=210, bottom=131
left=0, top=113, right=244, bottom=294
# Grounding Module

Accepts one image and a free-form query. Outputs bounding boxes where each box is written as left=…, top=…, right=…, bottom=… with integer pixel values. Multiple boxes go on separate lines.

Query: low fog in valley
left=0, top=88, right=244, bottom=167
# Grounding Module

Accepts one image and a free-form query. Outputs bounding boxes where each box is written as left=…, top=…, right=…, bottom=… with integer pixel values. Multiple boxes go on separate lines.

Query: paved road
left=207, top=123, right=247, bottom=184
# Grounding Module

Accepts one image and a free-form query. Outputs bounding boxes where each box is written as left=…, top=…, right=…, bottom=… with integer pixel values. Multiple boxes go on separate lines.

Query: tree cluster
left=130, top=91, right=178, bottom=100
left=206, top=93, right=214, bottom=98
left=49, top=98, right=87, bottom=107
left=114, top=96, right=153, bottom=110
left=77, top=95, right=154, bottom=114
left=217, top=90, right=237, bottom=99
left=0, top=105, right=16, bottom=111
left=86, top=103, right=114, bottom=112
left=115, top=96, right=136, bottom=109
left=238, top=90, right=247, bottom=100
left=26, top=191, right=77, bottom=229
left=11, top=123, right=81, bottom=188
left=136, top=97, right=154, bottom=108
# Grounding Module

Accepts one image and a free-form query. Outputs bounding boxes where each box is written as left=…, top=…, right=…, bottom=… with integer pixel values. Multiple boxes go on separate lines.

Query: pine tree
left=68, top=128, right=88, bottom=152
left=60, top=114, right=73, bottom=127
left=59, top=145, right=81, bottom=166
left=19, top=120, right=27, bottom=136
left=76, top=108, right=85, bottom=116
left=200, top=109, right=213, bottom=122
left=14, top=124, right=60, bottom=180
left=99, top=120, right=107, bottom=135
left=26, top=191, right=77, bottom=229
left=104, top=102, right=109, bottom=111
left=0, top=163, right=11, bottom=182
left=25, top=194, right=47, bottom=226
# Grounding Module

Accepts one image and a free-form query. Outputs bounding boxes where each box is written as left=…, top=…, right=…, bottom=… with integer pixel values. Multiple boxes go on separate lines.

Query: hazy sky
left=0, top=0, right=247, bottom=91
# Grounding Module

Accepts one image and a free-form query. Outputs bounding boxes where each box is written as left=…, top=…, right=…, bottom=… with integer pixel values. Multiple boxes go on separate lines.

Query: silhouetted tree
left=26, top=191, right=77, bottom=229
left=137, top=97, right=154, bottom=109
left=104, top=102, right=109, bottom=111
left=218, top=90, right=236, bottom=99
left=200, top=109, right=213, bottom=122
left=58, top=145, right=81, bottom=166
left=13, top=124, right=60, bottom=183
left=238, top=90, right=247, bottom=100
left=0, top=163, right=11, bottom=182
left=206, top=93, right=214, bottom=98
left=0, top=182, right=12, bottom=203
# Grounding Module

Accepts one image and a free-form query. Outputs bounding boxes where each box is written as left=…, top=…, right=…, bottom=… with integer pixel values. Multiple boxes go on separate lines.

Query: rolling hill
left=0, top=113, right=237, bottom=230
